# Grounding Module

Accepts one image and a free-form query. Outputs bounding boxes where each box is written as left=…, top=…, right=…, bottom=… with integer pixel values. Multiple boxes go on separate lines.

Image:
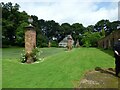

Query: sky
left=1, top=0, right=120, bottom=27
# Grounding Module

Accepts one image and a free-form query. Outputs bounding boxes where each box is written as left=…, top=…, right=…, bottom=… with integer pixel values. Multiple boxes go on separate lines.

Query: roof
left=59, top=35, right=74, bottom=44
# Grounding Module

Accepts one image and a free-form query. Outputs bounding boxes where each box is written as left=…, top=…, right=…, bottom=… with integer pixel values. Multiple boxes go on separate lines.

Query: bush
left=20, top=47, right=42, bottom=63
left=20, top=51, right=27, bottom=63
left=31, top=47, right=41, bottom=62
left=41, top=43, right=48, bottom=47
left=51, top=41, right=58, bottom=47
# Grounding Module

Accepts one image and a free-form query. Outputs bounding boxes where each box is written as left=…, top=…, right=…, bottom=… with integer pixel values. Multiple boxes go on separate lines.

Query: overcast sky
left=1, top=0, right=120, bottom=27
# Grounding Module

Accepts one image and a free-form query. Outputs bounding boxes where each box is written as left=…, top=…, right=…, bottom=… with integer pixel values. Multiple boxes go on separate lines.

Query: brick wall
left=98, top=30, right=120, bottom=49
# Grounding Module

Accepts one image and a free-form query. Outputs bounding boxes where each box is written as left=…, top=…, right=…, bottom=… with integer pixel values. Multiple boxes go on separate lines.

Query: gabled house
left=58, top=35, right=74, bottom=47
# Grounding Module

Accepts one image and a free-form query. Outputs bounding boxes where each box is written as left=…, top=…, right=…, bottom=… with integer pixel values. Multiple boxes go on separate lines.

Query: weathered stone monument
left=67, top=35, right=73, bottom=51
left=25, top=17, right=36, bottom=63
left=76, top=39, right=80, bottom=48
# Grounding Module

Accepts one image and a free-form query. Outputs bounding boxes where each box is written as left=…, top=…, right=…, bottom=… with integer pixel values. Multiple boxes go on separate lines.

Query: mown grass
left=0, top=48, right=2, bottom=89
left=2, top=47, right=115, bottom=88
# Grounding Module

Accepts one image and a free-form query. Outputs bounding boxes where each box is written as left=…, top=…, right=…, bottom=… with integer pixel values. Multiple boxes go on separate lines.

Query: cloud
left=1, top=0, right=119, bottom=27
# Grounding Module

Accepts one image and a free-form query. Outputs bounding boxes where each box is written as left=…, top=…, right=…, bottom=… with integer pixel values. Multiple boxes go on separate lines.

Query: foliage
left=20, top=47, right=41, bottom=63
left=100, top=28, right=105, bottom=37
left=2, top=2, right=29, bottom=47
left=61, top=23, right=71, bottom=35
left=20, top=50, right=26, bottom=63
left=94, top=19, right=120, bottom=36
left=71, top=23, right=85, bottom=44
left=82, top=32, right=101, bottom=47
left=15, top=22, right=28, bottom=46
left=51, top=41, right=58, bottom=47
left=2, top=2, right=120, bottom=48
left=31, top=47, right=41, bottom=62
left=36, top=34, right=48, bottom=47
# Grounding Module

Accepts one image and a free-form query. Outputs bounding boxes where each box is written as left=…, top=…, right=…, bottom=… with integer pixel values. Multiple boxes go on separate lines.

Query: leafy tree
left=61, top=23, right=71, bottom=35
left=82, top=32, right=101, bottom=47
left=90, top=32, right=101, bottom=47
left=100, top=28, right=105, bottom=37
left=94, top=19, right=108, bottom=32
left=37, top=19, right=61, bottom=47
left=86, top=25, right=94, bottom=32
left=2, top=2, right=29, bottom=47
left=15, top=22, right=28, bottom=46
left=81, top=32, right=92, bottom=47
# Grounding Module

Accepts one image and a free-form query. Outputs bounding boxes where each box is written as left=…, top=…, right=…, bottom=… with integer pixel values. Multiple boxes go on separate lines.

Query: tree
left=15, top=22, right=28, bottom=46
left=94, top=19, right=120, bottom=36
left=81, top=32, right=92, bottom=47
left=81, top=32, right=101, bottom=47
left=71, top=23, right=86, bottom=45
left=100, top=28, right=105, bottom=37
left=61, top=23, right=71, bottom=35
left=90, top=32, right=101, bottom=47
left=86, top=25, right=94, bottom=32
left=2, top=2, right=29, bottom=47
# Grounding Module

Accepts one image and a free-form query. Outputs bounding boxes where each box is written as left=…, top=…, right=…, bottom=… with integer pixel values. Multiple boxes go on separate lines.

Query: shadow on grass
left=97, top=48, right=114, bottom=57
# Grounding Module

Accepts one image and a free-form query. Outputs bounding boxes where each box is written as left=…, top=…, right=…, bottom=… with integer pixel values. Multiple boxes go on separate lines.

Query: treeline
left=1, top=2, right=120, bottom=47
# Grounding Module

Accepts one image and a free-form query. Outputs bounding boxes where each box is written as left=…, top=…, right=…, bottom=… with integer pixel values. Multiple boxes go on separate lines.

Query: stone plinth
left=25, top=25, right=36, bottom=63
left=67, top=38, right=72, bottom=50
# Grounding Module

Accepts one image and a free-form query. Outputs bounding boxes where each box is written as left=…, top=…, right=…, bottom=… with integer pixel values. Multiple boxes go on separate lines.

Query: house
left=58, top=35, right=74, bottom=47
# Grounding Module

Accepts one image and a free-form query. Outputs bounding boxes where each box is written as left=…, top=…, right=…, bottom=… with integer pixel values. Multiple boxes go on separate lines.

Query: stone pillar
left=67, top=35, right=73, bottom=51
left=76, top=39, right=80, bottom=48
left=25, top=25, right=36, bottom=63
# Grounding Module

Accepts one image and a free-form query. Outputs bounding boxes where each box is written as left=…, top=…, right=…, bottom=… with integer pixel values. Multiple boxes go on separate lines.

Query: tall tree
left=81, top=32, right=101, bottom=47
left=2, top=2, right=29, bottom=46
left=71, top=23, right=85, bottom=44
left=61, top=23, right=71, bottom=35
left=15, top=22, right=28, bottom=46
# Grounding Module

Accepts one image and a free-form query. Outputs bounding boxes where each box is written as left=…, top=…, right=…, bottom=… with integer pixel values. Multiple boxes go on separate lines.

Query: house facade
left=59, top=35, right=74, bottom=47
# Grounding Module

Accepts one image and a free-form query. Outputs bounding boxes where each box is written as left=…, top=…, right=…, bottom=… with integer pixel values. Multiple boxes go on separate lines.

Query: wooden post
left=25, top=25, right=36, bottom=63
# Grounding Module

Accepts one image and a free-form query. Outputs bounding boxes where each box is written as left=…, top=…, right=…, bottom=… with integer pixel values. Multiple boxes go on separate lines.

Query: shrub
left=20, top=47, right=42, bottom=63
left=31, top=47, right=41, bottom=62
left=20, top=51, right=27, bottom=63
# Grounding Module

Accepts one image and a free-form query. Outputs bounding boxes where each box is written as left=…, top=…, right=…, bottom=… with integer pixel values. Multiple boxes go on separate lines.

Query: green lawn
left=2, top=47, right=115, bottom=88
left=0, top=48, right=2, bottom=89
